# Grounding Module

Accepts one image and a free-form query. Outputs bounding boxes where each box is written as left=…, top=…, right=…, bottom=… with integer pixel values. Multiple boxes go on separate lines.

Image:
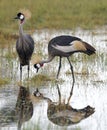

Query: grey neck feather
left=40, top=56, right=54, bottom=64
left=19, top=23, right=24, bottom=36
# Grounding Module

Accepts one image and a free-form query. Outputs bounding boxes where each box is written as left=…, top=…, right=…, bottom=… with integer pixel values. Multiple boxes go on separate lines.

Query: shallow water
left=0, top=27, right=107, bottom=130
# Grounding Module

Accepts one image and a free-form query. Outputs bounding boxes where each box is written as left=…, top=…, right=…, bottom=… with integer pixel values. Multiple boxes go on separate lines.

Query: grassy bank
left=0, top=0, right=107, bottom=32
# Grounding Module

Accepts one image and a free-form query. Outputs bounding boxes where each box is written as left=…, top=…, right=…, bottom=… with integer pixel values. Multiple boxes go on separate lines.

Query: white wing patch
left=52, top=40, right=86, bottom=53
left=52, top=44, right=75, bottom=53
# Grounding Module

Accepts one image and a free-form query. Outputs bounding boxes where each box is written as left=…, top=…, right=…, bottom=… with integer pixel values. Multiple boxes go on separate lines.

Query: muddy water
left=0, top=28, right=107, bottom=130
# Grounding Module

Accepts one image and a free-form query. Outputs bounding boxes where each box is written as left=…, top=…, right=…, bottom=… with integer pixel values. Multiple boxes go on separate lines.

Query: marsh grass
left=0, top=0, right=107, bottom=34
left=30, top=74, right=53, bottom=86
left=0, top=31, right=17, bottom=55
left=4, top=51, right=17, bottom=59
left=65, top=52, right=96, bottom=76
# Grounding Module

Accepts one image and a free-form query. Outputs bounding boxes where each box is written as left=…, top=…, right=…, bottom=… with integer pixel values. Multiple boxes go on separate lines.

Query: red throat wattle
left=20, top=20, right=24, bottom=24
left=40, top=63, right=43, bottom=67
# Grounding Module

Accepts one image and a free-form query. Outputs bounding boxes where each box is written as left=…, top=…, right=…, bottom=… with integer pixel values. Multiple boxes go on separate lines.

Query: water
left=0, top=27, right=107, bottom=130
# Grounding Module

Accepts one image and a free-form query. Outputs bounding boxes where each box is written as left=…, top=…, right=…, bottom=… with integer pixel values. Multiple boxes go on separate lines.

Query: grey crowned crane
left=34, top=35, right=96, bottom=102
left=14, top=12, right=34, bottom=80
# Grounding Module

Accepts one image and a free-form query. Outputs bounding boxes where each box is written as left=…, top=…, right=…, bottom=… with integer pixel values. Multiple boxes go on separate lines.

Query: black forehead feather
left=17, top=12, right=24, bottom=17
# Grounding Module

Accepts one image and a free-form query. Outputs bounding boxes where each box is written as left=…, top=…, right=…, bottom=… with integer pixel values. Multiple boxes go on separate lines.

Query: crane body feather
left=16, top=19, right=34, bottom=66
left=48, top=35, right=95, bottom=57
left=16, top=34, right=34, bottom=66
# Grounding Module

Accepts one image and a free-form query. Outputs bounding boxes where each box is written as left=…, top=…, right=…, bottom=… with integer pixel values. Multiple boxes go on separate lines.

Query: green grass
left=0, top=0, right=107, bottom=33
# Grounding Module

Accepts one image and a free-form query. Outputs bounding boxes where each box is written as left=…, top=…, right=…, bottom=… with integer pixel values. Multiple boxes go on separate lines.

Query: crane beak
left=14, top=16, right=19, bottom=19
left=36, top=68, right=39, bottom=73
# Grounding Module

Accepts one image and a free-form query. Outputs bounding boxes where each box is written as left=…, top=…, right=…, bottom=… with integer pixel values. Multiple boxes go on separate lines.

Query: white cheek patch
left=20, top=14, right=24, bottom=20
left=37, top=64, right=41, bottom=68
left=36, top=92, right=41, bottom=97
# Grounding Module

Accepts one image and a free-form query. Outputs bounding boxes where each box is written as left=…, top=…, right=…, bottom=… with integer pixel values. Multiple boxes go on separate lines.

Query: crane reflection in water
left=0, top=86, right=33, bottom=130
left=33, top=85, right=95, bottom=126
left=15, top=86, right=33, bottom=130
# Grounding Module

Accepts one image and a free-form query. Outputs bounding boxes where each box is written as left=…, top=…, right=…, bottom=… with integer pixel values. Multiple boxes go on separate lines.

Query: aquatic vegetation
left=0, top=78, right=10, bottom=85
left=30, top=74, right=52, bottom=86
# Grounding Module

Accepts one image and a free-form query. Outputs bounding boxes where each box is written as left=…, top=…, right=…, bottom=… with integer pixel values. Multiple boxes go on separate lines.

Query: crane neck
left=43, top=96, right=52, bottom=104
left=19, top=23, right=24, bottom=36
left=40, top=56, right=54, bottom=65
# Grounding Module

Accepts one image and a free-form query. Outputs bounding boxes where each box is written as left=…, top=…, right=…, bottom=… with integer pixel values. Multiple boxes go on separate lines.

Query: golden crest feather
left=31, top=54, right=42, bottom=64
left=19, top=8, right=31, bottom=20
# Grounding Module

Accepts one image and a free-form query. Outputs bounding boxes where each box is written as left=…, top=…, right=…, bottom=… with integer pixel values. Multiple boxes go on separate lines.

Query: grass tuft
left=30, top=74, right=52, bottom=86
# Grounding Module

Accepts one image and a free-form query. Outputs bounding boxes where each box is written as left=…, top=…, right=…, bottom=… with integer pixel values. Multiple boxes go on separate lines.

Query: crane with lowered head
left=34, top=35, right=96, bottom=102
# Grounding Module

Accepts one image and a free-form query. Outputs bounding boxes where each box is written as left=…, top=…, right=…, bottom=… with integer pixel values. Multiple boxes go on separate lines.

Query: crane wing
left=52, top=40, right=86, bottom=53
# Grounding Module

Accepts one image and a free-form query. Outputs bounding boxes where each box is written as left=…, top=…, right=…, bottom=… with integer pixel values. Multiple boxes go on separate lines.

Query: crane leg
left=28, top=63, right=30, bottom=79
left=20, top=64, right=22, bottom=81
left=56, top=57, right=62, bottom=79
left=57, top=84, right=61, bottom=104
left=67, top=57, right=75, bottom=104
